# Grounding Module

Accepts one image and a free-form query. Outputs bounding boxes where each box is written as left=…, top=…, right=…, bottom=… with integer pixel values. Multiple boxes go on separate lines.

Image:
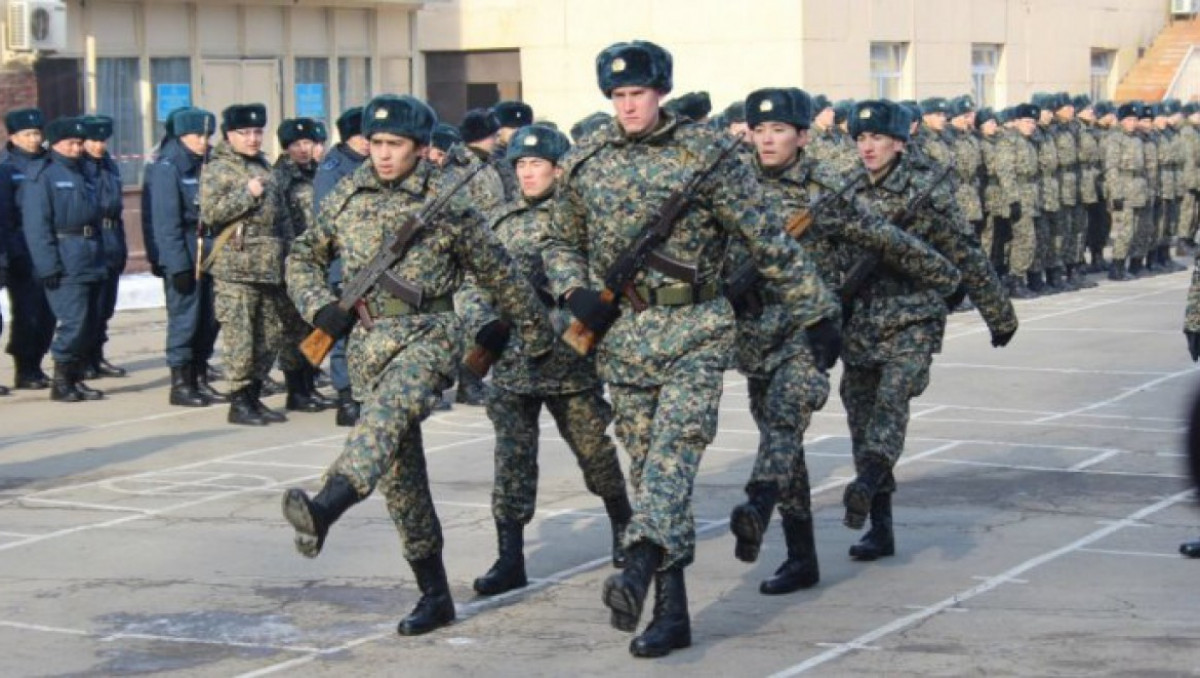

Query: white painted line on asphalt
left=0, top=530, right=36, bottom=538
left=764, top=489, right=1194, bottom=677
left=19, top=496, right=153, bottom=514
left=904, top=605, right=968, bottom=613
left=972, top=575, right=1026, bottom=584
left=1012, top=327, right=1181, bottom=335
left=912, top=416, right=1183, bottom=435
left=1096, top=520, right=1152, bottom=528
left=0, top=620, right=90, bottom=636
left=0, top=404, right=222, bottom=447
left=0, top=618, right=322, bottom=654
left=919, top=457, right=1184, bottom=480
left=1034, top=367, right=1199, bottom=423
left=932, top=363, right=1173, bottom=377
left=219, top=460, right=329, bottom=470
left=910, top=405, right=949, bottom=419
left=1070, top=449, right=1123, bottom=471
left=1076, top=547, right=1180, bottom=559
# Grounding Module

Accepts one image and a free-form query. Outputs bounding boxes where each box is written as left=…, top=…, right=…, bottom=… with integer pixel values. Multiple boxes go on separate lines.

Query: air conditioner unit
left=1172, top=0, right=1199, bottom=16
left=8, top=0, right=67, bottom=53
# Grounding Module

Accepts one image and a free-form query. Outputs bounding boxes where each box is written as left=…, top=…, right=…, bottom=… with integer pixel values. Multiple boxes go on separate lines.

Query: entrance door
left=200, top=59, right=281, bottom=158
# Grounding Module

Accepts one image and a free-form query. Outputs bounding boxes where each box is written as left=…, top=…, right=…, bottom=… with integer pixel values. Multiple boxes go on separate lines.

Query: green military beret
left=431, top=122, right=461, bottom=152
left=664, top=91, right=712, bottom=121
left=171, top=107, right=216, bottom=137
left=492, top=100, right=533, bottom=129
left=221, top=103, right=267, bottom=133
left=919, top=97, right=950, bottom=116
left=363, top=95, right=437, bottom=144
left=745, top=88, right=813, bottom=130
left=82, top=114, right=113, bottom=142
left=849, top=99, right=911, bottom=141
left=45, top=116, right=88, bottom=145
left=595, top=40, right=673, bottom=97
left=277, top=117, right=320, bottom=148
left=5, top=107, right=43, bottom=134
left=506, top=123, right=570, bottom=165
left=336, top=107, right=363, bottom=141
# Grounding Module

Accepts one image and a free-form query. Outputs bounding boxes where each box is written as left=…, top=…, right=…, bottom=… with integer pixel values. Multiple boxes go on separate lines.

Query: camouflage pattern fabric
left=213, top=280, right=284, bottom=391
left=272, top=154, right=318, bottom=371
left=1103, top=127, right=1148, bottom=259
left=1158, top=126, right=1185, bottom=247
left=915, top=127, right=953, bottom=169
left=1033, top=125, right=1062, bottom=272
left=1187, top=255, right=1200, bottom=333
left=840, top=354, right=932, bottom=475
left=1051, top=121, right=1085, bottom=266
left=807, top=128, right=859, bottom=175
left=1179, top=122, right=1200, bottom=239
left=979, top=129, right=1018, bottom=263
left=485, top=386, right=626, bottom=524
left=377, top=423, right=443, bottom=562
left=947, top=127, right=984, bottom=222
left=200, top=141, right=286, bottom=284
left=541, top=110, right=838, bottom=569
left=1077, top=119, right=1103, bottom=206
left=1136, top=131, right=1161, bottom=258
left=1009, top=131, right=1042, bottom=276
left=489, top=141, right=522, bottom=203
left=461, top=145, right=509, bottom=218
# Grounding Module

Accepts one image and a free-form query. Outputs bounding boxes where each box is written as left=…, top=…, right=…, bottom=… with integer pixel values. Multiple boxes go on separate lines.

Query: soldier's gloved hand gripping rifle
left=561, top=133, right=744, bottom=356
left=299, top=164, right=484, bottom=366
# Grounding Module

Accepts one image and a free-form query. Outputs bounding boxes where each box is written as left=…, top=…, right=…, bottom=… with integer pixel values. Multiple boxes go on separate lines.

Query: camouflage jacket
left=1179, top=123, right=1200, bottom=194
left=726, top=153, right=961, bottom=377
left=489, top=141, right=522, bottom=203
left=1077, top=121, right=1104, bottom=204
left=1158, top=126, right=1184, bottom=199
left=1032, top=126, right=1061, bottom=213
left=845, top=153, right=1017, bottom=366
left=286, top=159, right=553, bottom=393
left=980, top=130, right=1018, bottom=217
left=1187, top=255, right=1200, bottom=332
left=947, top=127, right=984, bottom=221
left=916, top=127, right=953, bottom=169
left=460, top=145, right=508, bottom=217
left=1011, top=131, right=1042, bottom=218
left=542, top=111, right=839, bottom=387
left=457, top=191, right=599, bottom=395
left=1050, top=120, right=1080, bottom=207
left=808, top=128, right=860, bottom=175
left=1142, top=131, right=1161, bottom=197
left=1103, top=129, right=1148, bottom=209
left=200, top=141, right=286, bottom=284
left=272, top=155, right=316, bottom=243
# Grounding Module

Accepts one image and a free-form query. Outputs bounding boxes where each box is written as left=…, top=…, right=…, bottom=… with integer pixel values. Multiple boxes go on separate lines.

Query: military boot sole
left=602, top=573, right=647, bottom=632
left=75, top=385, right=104, bottom=400
left=257, top=408, right=288, bottom=424
left=282, top=489, right=326, bottom=558
left=629, top=622, right=692, bottom=658
left=729, top=503, right=766, bottom=563
left=842, top=482, right=873, bottom=530
left=95, top=363, right=127, bottom=378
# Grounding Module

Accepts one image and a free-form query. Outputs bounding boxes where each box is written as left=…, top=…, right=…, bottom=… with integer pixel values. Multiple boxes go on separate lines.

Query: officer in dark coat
left=147, top=107, right=224, bottom=407
left=22, top=117, right=105, bottom=402
left=81, top=115, right=128, bottom=378
left=1, top=107, right=55, bottom=390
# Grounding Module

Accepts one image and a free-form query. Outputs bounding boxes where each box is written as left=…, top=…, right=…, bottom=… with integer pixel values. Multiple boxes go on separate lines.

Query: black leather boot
left=398, top=554, right=456, bottom=636
left=16, top=358, right=50, bottom=389
left=250, top=380, right=287, bottom=423
left=306, top=365, right=336, bottom=409
left=169, top=364, right=210, bottom=407
left=602, top=541, right=662, bottom=632
left=1026, top=271, right=1045, bottom=295
left=1180, top=538, right=1200, bottom=558
left=1164, top=245, right=1187, bottom=272
left=1046, top=267, right=1070, bottom=292
left=1108, top=260, right=1133, bottom=281
left=93, top=348, right=126, bottom=377
left=228, top=386, right=268, bottom=426
left=760, top=514, right=820, bottom=595
left=843, top=459, right=889, bottom=529
left=261, top=373, right=285, bottom=397
left=473, top=519, right=527, bottom=595
left=335, top=387, right=361, bottom=427
left=284, top=369, right=324, bottom=413
left=729, top=481, right=778, bottom=563
left=629, top=566, right=691, bottom=658
left=72, top=361, right=104, bottom=400
left=1007, top=274, right=1036, bottom=300
left=281, top=474, right=361, bottom=558
left=195, top=362, right=228, bottom=404
left=849, top=492, right=895, bottom=561
left=49, top=361, right=82, bottom=402
left=1129, top=256, right=1146, bottom=277
left=455, top=365, right=487, bottom=405
left=1069, top=264, right=1098, bottom=289
left=1089, top=248, right=1107, bottom=273
left=604, top=492, right=633, bottom=568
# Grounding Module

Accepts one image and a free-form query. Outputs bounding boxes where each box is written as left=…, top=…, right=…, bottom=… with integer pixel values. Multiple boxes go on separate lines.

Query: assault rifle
left=462, top=259, right=557, bottom=378
left=561, top=133, right=745, bottom=356
left=299, top=164, right=484, bottom=366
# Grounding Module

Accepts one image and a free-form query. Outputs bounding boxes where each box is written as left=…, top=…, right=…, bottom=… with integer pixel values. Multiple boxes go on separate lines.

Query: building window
left=295, top=57, right=330, bottom=124
left=151, top=57, right=192, bottom=145
left=870, top=42, right=907, bottom=100
left=972, top=44, right=1001, bottom=107
left=1091, top=49, right=1115, bottom=101
left=338, top=57, right=372, bottom=114
left=97, top=57, right=142, bottom=185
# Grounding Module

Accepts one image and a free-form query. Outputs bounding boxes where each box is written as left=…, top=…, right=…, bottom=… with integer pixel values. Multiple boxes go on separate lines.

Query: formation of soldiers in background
left=0, top=37, right=1194, bottom=659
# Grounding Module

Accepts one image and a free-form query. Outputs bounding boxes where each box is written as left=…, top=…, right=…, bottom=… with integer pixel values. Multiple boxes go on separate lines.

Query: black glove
left=567, top=288, right=620, bottom=333
left=991, top=327, right=1016, bottom=348
left=1009, top=202, right=1022, bottom=223
left=805, top=317, right=842, bottom=371
left=1187, top=330, right=1200, bottom=362
left=313, top=302, right=356, bottom=340
left=42, top=273, right=61, bottom=291
left=172, top=271, right=196, bottom=295
left=150, top=263, right=165, bottom=278
left=1112, top=198, right=1124, bottom=212
left=475, top=319, right=511, bottom=355
left=945, top=282, right=968, bottom=310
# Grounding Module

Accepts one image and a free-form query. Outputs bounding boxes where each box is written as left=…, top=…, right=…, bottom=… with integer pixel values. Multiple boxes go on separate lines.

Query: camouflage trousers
left=274, top=291, right=312, bottom=373
left=1110, top=205, right=1139, bottom=260
left=214, top=280, right=284, bottom=392
left=485, top=386, right=627, bottom=524
left=1132, top=201, right=1159, bottom=258
left=610, top=365, right=724, bottom=570
left=327, top=344, right=452, bottom=562
left=1007, top=213, right=1037, bottom=276
left=839, top=353, right=933, bottom=493
left=1156, top=199, right=1179, bottom=248
left=746, top=352, right=830, bottom=521
left=1056, top=204, right=1086, bottom=267
left=1034, top=212, right=1060, bottom=272
left=1179, top=192, right=1199, bottom=241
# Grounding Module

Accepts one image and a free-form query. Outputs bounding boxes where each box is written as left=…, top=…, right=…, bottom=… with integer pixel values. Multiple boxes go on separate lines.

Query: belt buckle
left=82, top=225, right=94, bottom=238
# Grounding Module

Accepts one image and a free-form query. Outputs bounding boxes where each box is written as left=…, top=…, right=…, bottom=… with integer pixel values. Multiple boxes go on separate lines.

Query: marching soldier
left=841, top=100, right=1017, bottom=560
left=726, top=87, right=960, bottom=594
left=201, top=103, right=289, bottom=425
left=23, top=117, right=105, bottom=402
left=426, top=122, right=460, bottom=169
left=80, top=115, right=129, bottom=378
left=977, top=107, right=1021, bottom=290
left=1134, top=104, right=1161, bottom=277
left=916, top=97, right=953, bottom=168
left=1155, top=100, right=1188, bottom=272
left=461, top=123, right=633, bottom=597
left=281, top=94, right=553, bottom=637
left=540, top=41, right=839, bottom=658
left=1007, top=104, right=1043, bottom=297
left=946, top=96, right=985, bottom=236
left=1049, top=93, right=1094, bottom=289
left=490, top=100, right=534, bottom=201
left=1103, top=103, right=1150, bottom=281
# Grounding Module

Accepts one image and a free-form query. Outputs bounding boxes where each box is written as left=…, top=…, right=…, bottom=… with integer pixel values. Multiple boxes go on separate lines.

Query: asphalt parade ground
left=1, top=267, right=1198, bottom=677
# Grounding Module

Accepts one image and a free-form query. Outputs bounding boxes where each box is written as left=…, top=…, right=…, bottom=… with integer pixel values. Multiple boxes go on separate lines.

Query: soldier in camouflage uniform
left=200, top=104, right=290, bottom=426
left=1051, top=93, right=1098, bottom=289
left=1154, top=100, right=1188, bottom=273
left=1178, top=103, right=1200, bottom=251
left=1104, top=103, right=1150, bottom=281
left=977, top=107, right=1021, bottom=287
left=272, top=117, right=333, bottom=414
left=1029, top=95, right=1064, bottom=293
left=282, top=95, right=554, bottom=637
left=490, top=100, right=533, bottom=202
left=1007, top=104, right=1043, bottom=297
left=808, top=95, right=859, bottom=173
left=725, top=88, right=960, bottom=595
left=916, top=97, right=953, bottom=169
left=842, top=99, right=1018, bottom=561
left=459, top=123, right=633, bottom=598
left=1134, top=104, right=1161, bottom=277
left=570, top=111, right=614, bottom=145
left=541, top=41, right=839, bottom=658
left=1184, top=251, right=1200, bottom=558
left=1075, top=97, right=1108, bottom=273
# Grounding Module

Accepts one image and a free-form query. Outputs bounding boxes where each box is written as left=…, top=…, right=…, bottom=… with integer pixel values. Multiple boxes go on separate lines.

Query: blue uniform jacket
left=313, top=142, right=366, bottom=216
left=0, top=144, right=48, bottom=271
left=147, top=139, right=206, bottom=278
left=22, top=151, right=105, bottom=283
left=84, top=152, right=127, bottom=272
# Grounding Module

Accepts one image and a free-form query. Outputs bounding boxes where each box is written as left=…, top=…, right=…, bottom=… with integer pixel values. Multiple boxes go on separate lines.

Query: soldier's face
left=752, top=122, right=805, bottom=169
left=515, top=157, right=558, bottom=197
left=1120, top=117, right=1138, bottom=132
left=950, top=115, right=971, bottom=131
left=856, top=132, right=902, bottom=173
left=369, top=132, right=420, bottom=181
left=313, top=142, right=325, bottom=161
left=287, top=139, right=314, bottom=165
left=179, top=133, right=209, bottom=156
left=498, top=127, right=517, bottom=145
left=1056, top=106, right=1075, bottom=121
left=1038, top=111, right=1052, bottom=125
left=610, top=86, right=663, bottom=136
left=814, top=108, right=834, bottom=129
left=83, top=139, right=107, bottom=159
left=228, top=127, right=263, bottom=155
left=10, top=128, right=43, bottom=153
left=1137, top=118, right=1152, bottom=131
left=728, top=121, right=750, bottom=139
left=1078, top=109, right=1095, bottom=123
left=1016, top=118, right=1036, bottom=136
left=347, top=134, right=369, bottom=156
left=981, top=120, right=998, bottom=136
left=923, top=113, right=945, bottom=131
left=52, top=138, right=83, bottom=159
left=427, top=147, right=447, bottom=166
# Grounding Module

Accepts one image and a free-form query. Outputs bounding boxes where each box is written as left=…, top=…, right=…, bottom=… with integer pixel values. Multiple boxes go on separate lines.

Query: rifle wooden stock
left=463, top=345, right=496, bottom=378
left=300, top=328, right=335, bottom=367
left=561, top=289, right=616, bottom=356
